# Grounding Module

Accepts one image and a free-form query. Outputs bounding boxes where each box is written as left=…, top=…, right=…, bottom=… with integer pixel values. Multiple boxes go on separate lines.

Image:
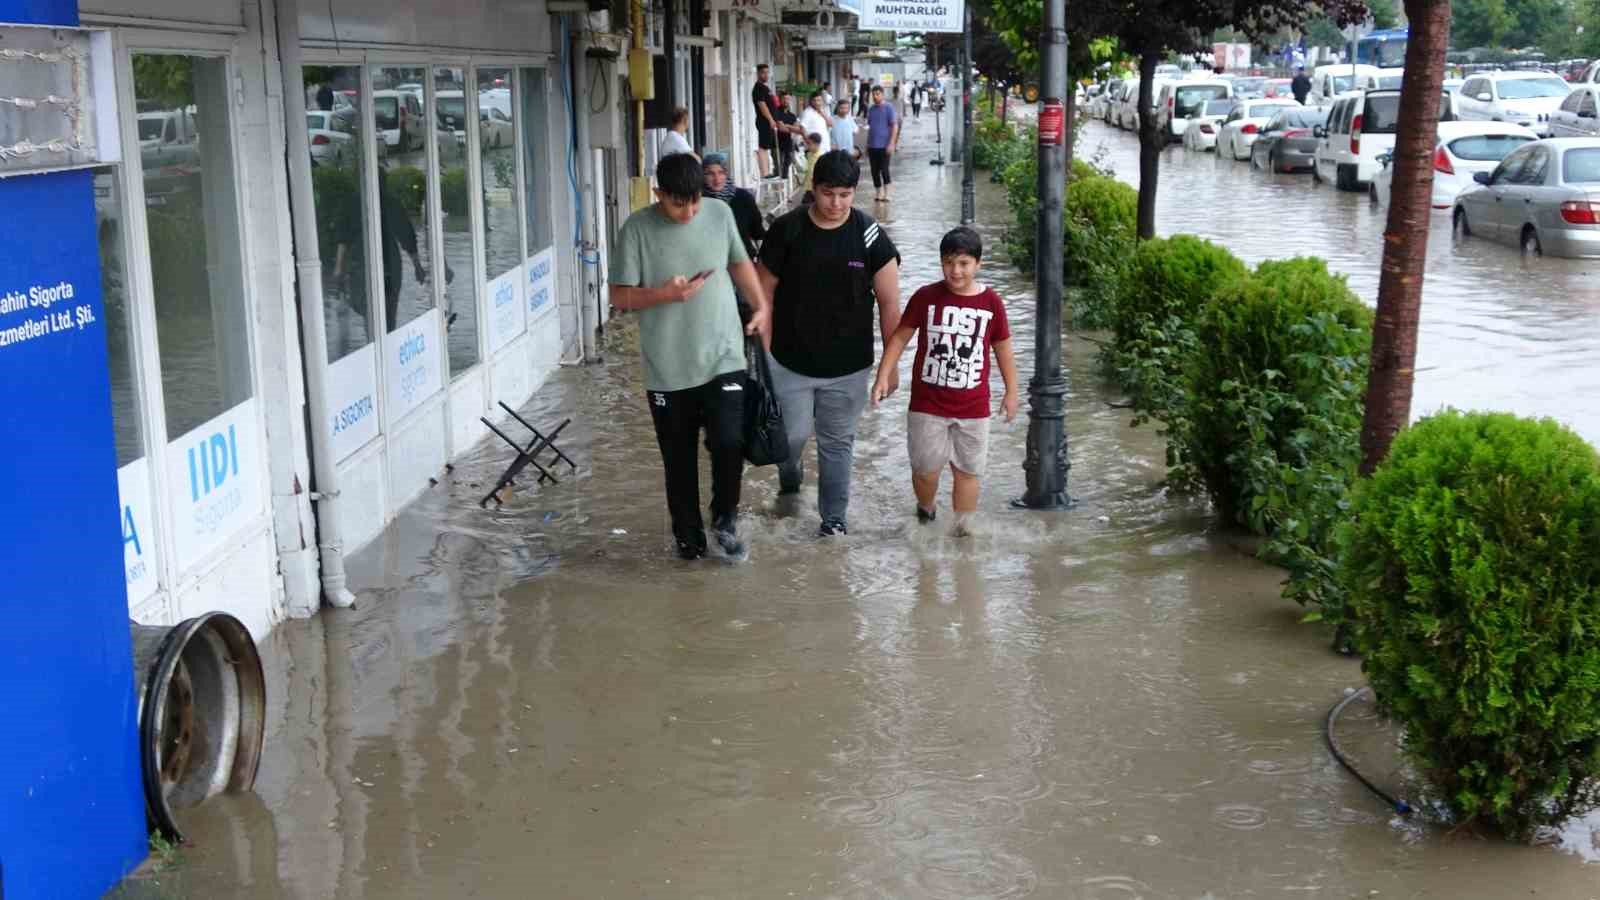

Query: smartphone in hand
left=693, top=269, right=715, bottom=281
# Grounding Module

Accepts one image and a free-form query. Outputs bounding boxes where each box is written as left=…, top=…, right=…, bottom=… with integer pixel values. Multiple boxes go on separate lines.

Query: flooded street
left=141, top=114, right=1600, bottom=898
left=1082, top=119, right=1600, bottom=444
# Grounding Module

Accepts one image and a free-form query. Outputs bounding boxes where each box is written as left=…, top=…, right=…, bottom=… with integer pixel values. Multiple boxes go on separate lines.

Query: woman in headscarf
left=701, top=151, right=767, bottom=322
left=701, top=151, right=766, bottom=260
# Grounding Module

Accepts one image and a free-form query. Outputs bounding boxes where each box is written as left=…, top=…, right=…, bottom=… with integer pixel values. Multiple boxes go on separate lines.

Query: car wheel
left=1453, top=206, right=1471, bottom=237
left=1336, top=163, right=1358, bottom=192
left=1312, top=162, right=1323, bottom=184
left=1522, top=226, right=1543, bottom=257
left=1268, top=150, right=1281, bottom=173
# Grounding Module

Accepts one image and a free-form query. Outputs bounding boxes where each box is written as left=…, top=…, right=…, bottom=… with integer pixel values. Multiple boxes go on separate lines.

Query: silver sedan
left=1453, top=137, right=1600, bottom=258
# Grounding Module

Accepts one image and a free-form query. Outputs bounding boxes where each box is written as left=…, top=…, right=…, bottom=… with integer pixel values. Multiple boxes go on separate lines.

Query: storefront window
left=435, top=68, right=479, bottom=375
left=519, top=67, right=553, bottom=256
left=95, top=169, right=142, bottom=467
left=370, top=66, right=437, bottom=336
left=133, top=54, right=252, bottom=440
left=302, top=65, right=371, bottom=362
left=478, top=67, right=519, bottom=283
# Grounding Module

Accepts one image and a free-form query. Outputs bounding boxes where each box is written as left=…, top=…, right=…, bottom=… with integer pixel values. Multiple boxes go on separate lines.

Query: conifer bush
left=1342, top=411, right=1600, bottom=838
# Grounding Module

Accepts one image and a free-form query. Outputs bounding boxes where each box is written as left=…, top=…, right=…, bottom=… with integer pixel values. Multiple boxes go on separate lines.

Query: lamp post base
left=1018, top=374, right=1071, bottom=509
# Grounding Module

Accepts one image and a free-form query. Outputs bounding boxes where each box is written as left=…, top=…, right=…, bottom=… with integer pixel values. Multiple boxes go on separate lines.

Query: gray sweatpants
left=766, top=351, right=872, bottom=525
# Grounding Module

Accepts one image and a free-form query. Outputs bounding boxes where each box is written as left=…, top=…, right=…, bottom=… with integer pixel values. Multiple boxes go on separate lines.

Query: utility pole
left=1018, top=0, right=1071, bottom=509
left=960, top=5, right=975, bottom=224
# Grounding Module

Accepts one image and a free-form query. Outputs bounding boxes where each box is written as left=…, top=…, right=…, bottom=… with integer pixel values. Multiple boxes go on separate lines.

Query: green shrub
left=1168, top=258, right=1371, bottom=600
left=1108, top=235, right=1248, bottom=423
left=386, top=165, right=426, bottom=216
left=1061, top=175, right=1138, bottom=327
left=1343, top=411, right=1600, bottom=838
left=441, top=165, right=470, bottom=216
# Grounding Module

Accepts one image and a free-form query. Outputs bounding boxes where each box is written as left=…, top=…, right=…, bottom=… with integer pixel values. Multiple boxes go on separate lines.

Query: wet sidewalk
left=129, top=117, right=1600, bottom=898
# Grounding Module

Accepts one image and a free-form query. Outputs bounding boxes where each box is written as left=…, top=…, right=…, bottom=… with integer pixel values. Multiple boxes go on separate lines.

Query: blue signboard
left=0, top=163, right=149, bottom=896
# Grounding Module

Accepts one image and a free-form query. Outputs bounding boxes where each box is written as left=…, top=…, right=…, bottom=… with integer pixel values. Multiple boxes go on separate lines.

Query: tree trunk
left=1135, top=51, right=1160, bottom=240
left=1358, top=0, right=1451, bottom=475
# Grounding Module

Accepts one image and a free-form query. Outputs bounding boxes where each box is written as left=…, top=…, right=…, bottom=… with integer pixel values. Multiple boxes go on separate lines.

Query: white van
left=1314, top=87, right=1458, bottom=190
left=1308, top=64, right=1381, bottom=108
left=1155, top=79, right=1232, bottom=143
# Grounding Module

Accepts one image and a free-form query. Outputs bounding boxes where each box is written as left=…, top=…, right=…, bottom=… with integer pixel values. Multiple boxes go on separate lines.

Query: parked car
left=1453, top=137, right=1600, bottom=257
left=1262, top=77, right=1296, bottom=100
left=1370, top=120, right=1538, bottom=208
left=306, top=109, right=356, bottom=166
left=1181, top=99, right=1236, bottom=152
left=1308, top=64, right=1380, bottom=108
left=1249, top=107, right=1329, bottom=172
left=1230, top=76, right=1267, bottom=99
left=372, top=89, right=426, bottom=152
left=1115, top=79, right=1143, bottom=130
left=1314, top=88, right=1457, bottom=190
left=1455, top=71, right=1572, bottom=137
left=1217, top=99, right=1300, bottom=160
left=1096, top=78, right=1123, bottom=122
left=1356, top=68, right=1406, bottom=91
left=1551, top=84, right=1600, bottom=137
left=1156, top=79, right=1232, bottom=142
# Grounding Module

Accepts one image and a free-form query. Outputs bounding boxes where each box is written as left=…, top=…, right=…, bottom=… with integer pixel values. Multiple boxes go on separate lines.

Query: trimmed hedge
left=441, top=165, right=470, bottom=216
left=1108, top=235, right=1249, bottom=424
left=1343, top=411, right=1600, bottom=837
left=386, top=165, right=427, bottom=216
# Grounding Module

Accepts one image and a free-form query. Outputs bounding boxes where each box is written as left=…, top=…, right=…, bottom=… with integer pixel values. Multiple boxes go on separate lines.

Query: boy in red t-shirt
left=871, top=227, right=1018, bottom=534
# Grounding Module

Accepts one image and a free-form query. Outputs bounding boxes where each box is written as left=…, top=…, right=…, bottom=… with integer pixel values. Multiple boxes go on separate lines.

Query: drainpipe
left=274, top=0, right=357, bottom=608
left=632, top=0, right=647, bottom=185
left=569, top=15, right=602, bottom=360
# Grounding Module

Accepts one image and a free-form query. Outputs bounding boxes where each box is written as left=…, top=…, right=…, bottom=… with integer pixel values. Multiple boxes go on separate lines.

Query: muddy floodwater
left=137, top=115, right=1600, bottom=898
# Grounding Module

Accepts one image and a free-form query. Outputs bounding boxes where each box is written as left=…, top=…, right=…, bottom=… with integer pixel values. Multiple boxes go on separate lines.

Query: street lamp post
left=960, top=5, right=975, bottom=225
left=1018, top=0, right=1071, bottom=509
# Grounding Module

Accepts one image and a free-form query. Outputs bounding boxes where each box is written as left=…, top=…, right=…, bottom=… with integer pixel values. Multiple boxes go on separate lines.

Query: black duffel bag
left=743, top=337, right=789, bottom=467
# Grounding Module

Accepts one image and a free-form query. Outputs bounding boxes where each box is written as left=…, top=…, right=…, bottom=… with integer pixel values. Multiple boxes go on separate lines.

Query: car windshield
left=1564, top=148, right=1600, bottom=183
left=438, top=97, right=466, bottom=125
left=137, top=118, right=165, bottom=140
left=306, top=113, right=325, bottom=130
left=1330, top=75, right=1355, bottom=92
left=1447, top=134, right=1534, bottom=161
left=1376, top=75, right=1403, bottom=89
left=1203, top=99, right=1235, bottom=116
left=1175, top=85, right=1228, bottom=117
left=1498, top=78, right=1571, bottom=99
left=374, top=96, right=399, bottom=129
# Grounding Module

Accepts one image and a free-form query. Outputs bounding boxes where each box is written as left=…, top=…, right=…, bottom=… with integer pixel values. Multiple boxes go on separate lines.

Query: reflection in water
left=139, top=114, right=1600, bottom=900
left=1083, top=120, right=1600, bottom=443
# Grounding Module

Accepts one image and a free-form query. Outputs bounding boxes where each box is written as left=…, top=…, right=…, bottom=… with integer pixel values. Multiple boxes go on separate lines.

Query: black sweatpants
left=648, top=370, right=745, bottom=547
left=867, top=147, right=893, bottom=187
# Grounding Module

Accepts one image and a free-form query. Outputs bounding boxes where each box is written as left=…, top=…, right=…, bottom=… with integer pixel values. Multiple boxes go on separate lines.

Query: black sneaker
left=675, top=530, right=707, bottom=560
left=711, top=515, right=747, bottom=560
left=916, top=506, right=937, bottom=524
left=818, top=518, right=848, bottom=537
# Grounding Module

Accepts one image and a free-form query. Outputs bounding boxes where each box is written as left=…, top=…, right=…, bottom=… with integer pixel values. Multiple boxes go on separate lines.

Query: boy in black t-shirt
left=756, top=150, right=902, bottom=536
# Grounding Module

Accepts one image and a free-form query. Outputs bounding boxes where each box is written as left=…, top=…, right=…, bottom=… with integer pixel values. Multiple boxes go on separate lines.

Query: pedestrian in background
left=858, top=78, right=872, bottom=118
left=753, top=63, right=779, bottom=179
left=757, top=150, right=901, bottom=536
left=772, top=90, right=803, bottom=180
left=609, top=153, right=771, bottom=560
left=830, top=99, right=859, bottom=159
left=911, top=82, right=923, bottom=119
left=659, top=106, right=696, bottom=160
left=799, top=90, right=833, bottom=154
left=1291, top=66, right=1311, bottom=105
left=866, top=85, right=900, bottom=203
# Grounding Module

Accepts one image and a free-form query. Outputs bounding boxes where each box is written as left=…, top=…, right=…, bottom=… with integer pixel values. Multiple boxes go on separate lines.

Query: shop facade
left=79, top=0, right=587, bottom=639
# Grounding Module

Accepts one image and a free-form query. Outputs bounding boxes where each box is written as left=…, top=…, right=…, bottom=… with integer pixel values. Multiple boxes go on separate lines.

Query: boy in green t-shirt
left=610, top=154, right=771, bottom=560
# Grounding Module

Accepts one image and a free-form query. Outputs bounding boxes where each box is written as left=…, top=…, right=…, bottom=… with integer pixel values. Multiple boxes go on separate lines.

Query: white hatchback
left=1156, top=80, right=1232, bottom=143
left=1370, top=121, right=1539, bottom=209
left=1456, top=71, right=1572, bottom=137
left=1216, top=99, right=1301, bottom=160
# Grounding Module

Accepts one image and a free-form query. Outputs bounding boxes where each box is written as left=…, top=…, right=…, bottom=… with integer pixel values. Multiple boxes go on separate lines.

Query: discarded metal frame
left=479, top=404, right=577, bottom=507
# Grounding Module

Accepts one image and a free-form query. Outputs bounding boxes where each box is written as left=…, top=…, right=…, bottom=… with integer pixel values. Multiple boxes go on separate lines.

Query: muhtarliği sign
left=858, top=0, right=962, bottom=32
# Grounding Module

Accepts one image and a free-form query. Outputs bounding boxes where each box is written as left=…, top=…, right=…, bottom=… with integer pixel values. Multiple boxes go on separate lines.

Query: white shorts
left=908, top=411, right=991, bottom=475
